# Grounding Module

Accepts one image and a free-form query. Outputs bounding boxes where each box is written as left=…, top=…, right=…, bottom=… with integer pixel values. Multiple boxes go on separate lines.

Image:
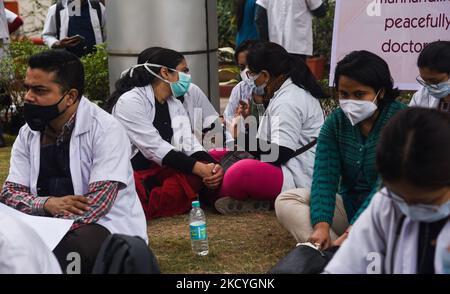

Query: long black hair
left=246, top=42, right=326, bottom=99
left=417, top=40, right=450, bottom=74
left=377, top=108, right=450, bottom=188
left=105, top=47, right=184, bottom=113
left=334, top=50, right=400, bottom=110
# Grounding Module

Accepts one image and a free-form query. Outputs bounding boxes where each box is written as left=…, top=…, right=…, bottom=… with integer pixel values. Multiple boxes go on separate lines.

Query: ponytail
left=104, top=47, right=184, bottom=113
left=104, top=67, right=153, bottom=113
left=289, top=55, right=327, bottom=99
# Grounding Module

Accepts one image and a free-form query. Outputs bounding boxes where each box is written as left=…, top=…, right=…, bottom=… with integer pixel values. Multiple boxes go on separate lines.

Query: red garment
left=134, top=164, right=203, bottom=220
left=8, top=17, right=23, bottom=34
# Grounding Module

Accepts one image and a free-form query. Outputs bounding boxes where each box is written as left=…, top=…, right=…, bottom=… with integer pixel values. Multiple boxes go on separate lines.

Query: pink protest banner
left=330, top=0, right=450, bottom=90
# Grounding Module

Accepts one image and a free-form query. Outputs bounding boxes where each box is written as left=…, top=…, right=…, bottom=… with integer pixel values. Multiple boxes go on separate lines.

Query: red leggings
left=209, top=150, right=283, bottom=202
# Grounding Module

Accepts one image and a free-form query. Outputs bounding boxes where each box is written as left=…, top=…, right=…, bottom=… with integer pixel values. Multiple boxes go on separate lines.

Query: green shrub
left=218, top=0, right=237, bottom=48
left=0, top=39, right=46, bottom=111
left=81, top=44, right=110, bottom=106
left=312, top=1, right=335, bottom=63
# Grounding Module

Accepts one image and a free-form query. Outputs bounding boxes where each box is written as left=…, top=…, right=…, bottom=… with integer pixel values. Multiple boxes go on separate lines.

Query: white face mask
left=240, top=68, right=250, bottom=82
left=387, top=191, right=450, bottom=223
left=339, top=90, right=380, bottom=126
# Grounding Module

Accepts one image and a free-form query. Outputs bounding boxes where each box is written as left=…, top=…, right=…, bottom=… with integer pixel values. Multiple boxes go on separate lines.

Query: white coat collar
left=272, top=78, right=294, bottom=100
left=72, top=96, right=93, bottom=136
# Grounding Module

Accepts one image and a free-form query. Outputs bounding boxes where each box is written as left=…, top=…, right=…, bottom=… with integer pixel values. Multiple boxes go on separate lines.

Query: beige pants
left=275, top=188, right=349, bottom=243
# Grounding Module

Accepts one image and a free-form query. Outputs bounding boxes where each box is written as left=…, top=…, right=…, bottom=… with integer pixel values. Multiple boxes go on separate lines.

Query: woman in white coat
left=107, top=47, right=224, bottom=219
left=410, top=41, right=450, bottom=113
left=325, top=108, right=450, bottom=274
left=211, top=42, right=325, bottom=214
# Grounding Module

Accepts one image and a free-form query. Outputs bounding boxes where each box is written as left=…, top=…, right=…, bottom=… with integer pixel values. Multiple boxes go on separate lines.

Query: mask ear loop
left=373, top=89, right=382, bottom=103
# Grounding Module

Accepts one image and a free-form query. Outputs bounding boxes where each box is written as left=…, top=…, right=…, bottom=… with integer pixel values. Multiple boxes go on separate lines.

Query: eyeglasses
left=416, top=76, right=440, bottom=90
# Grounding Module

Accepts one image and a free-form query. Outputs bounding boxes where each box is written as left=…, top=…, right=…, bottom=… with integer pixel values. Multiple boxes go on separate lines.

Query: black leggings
left=53, top=223, right=110, bottom=274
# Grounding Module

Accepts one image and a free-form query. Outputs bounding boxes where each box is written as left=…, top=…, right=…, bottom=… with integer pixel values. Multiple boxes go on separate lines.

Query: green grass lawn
left=0, top=136, right=295, bottom=273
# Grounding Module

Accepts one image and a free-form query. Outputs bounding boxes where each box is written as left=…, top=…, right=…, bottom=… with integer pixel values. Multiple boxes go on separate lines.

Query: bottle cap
left=192, top=201, right=200, bottom=208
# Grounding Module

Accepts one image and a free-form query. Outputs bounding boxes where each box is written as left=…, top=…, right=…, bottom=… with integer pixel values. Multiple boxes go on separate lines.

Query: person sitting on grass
left=275, top=50, right=407, bottom=249
left=223, top=40, right=265, bottom=139
left=410, top=40, right=450, bottom=113
left=108, top=47, right=224, bottom=220
left=325, top=108, right=450, bottom=274
left=211, top=42, right=325, bottom=215
left=0, top=50, right=147, bottom=274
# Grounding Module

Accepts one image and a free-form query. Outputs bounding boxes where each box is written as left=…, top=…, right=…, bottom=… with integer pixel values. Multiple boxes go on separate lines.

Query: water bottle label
left=190, top=223, right=207, bottom=241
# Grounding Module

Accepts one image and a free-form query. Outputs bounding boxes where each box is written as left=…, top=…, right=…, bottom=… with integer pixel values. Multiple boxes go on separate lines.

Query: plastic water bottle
left=189, top=200, right=209, bottom=256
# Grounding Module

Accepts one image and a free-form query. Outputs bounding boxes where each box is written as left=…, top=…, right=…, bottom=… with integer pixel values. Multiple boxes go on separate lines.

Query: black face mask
left=23, top=92, right=69, bottom=132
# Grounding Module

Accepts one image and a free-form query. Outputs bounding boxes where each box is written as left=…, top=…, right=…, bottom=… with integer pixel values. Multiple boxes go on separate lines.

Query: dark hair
left=234, top=39, right=259, bottom=64
left=247, top=42, right=326, bottom=98
left=105, top=47, right=184, bottom=113
left=417, top=40, right=450, bottom=74
left=28, top=49, right=84, bottom=99
left=334, top=50, right=400, bottom=109
left=234, top=0, right=246, bottom=31
left=377, top=108, right=450, bottom=188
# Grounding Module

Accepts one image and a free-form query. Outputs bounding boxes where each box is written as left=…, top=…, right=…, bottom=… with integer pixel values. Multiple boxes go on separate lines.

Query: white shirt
left=325, top=188, right=450, bottom=274
left=0, top=214, right=62, bottom=274
left=112, top=86, right=205, bottom=166
left=42, top=1, right=106, bottom=49
left=256, top=0, right=323, bottom=55
left=7, top=97, right=148, bottom=242
left=409, top=86, right=441, bottom=109
left=257, top=78, right=324, bottom=191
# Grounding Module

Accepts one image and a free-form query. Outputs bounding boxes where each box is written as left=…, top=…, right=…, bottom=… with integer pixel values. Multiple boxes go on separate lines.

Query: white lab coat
left=256, top=0, right=323, bottom=55
left=183, top=83, right=219, bottom=133
left=223, top=81, right=254, bottom=125
left=112, top=85, right=205, bottom=166
left=183, top=83, right=234, bottom=146
left=325, top=188, right=450, bottom=274
left=7, top=97, right=148, bottom=242
left=42, top=0, right=106, bottom=49
left=0, top=214, right=62, bottom=274
left=409, top=86, right=441, bottom=109
left=257, top=78, right=324, bottom=191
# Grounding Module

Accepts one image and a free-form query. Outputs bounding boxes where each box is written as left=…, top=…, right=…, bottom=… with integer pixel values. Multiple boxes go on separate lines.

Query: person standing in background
left=255, top=0, right=327, bottom=62
left=234, top=0, right=259, bottom=48
left=42, top=0, right=105, bottom=58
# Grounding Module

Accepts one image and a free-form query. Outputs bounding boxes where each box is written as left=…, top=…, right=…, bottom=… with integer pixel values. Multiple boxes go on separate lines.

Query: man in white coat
left=0, top=49, right=147, bottom=274
left=42, top=0, right=105, bottom=57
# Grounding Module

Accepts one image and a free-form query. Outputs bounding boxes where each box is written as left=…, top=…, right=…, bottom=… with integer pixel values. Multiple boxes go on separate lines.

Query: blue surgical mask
left=388, top=191, right=450, bottom=223
left=426, top=80, right=450, bottom=100
left=169, top=71, right=191, bottom=97
left=122, top=62, right=192, bottom=97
